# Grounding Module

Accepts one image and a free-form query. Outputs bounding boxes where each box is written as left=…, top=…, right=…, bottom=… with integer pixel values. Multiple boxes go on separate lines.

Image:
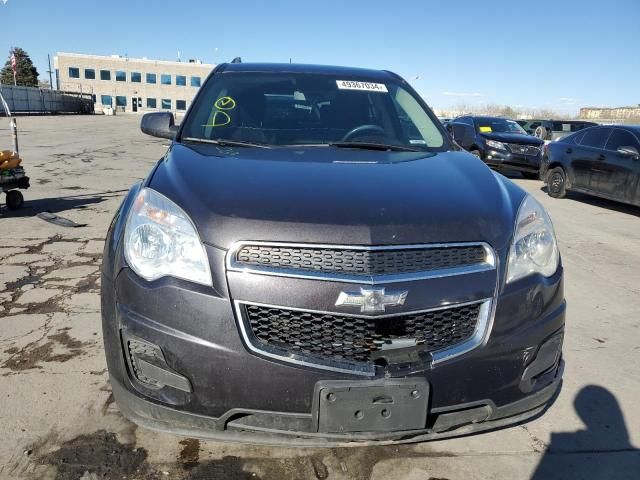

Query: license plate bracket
left=314, top=379, right=429, bottom=433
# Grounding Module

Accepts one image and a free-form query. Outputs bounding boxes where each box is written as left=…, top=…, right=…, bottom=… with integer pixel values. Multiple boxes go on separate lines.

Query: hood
left=149, top=144, right=526, bottom=250
left=481, top=132, right=543, bottom=145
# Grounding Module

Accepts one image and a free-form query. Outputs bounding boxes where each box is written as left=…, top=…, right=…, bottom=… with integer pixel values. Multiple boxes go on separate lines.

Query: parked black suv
left=448, top=116, right=544, bottom=178
left=102, top=63, right=565, bottom=445
left=542, top=125, right=640, bottom=206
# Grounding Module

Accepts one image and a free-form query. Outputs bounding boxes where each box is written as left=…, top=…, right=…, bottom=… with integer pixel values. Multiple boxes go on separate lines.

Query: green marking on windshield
left=202, top=97, right=236, bottom=127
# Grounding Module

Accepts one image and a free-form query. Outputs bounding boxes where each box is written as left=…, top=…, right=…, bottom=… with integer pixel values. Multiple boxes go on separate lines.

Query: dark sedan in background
left=448, top=116, right=544, bottom=179
left=542, top=125, right=640, bottom=206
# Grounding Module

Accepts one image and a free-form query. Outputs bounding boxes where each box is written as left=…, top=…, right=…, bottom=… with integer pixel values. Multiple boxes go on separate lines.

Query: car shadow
left=0, top=189, right=128, bottom=218
left=539, top=186, right=640, bottom=217
left=530, top=385, right=640, bottom=480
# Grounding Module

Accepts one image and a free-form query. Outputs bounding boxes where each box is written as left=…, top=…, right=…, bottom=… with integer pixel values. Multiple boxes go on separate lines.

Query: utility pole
left=47, top=54, right=53, bottom=89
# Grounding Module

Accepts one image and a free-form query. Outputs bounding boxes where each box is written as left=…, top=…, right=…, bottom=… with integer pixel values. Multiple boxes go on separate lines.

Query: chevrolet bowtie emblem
left=335, top=287, right=408, bottom=313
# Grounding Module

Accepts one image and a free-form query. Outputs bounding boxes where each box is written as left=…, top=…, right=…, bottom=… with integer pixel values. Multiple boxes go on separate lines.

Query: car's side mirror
left=445, top=123, right=454, bottom=138
left=449, top=124, right=462, bottom=142
left=141, top=112, right=178, bottom=139
left=617, top=146, right=639, bottom=159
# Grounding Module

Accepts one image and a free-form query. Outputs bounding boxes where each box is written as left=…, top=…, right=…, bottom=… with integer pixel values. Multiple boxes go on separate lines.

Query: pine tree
left=0, top=47, right=39, bottom=87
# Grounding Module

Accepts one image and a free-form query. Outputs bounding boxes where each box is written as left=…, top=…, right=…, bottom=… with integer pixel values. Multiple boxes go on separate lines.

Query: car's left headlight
left=486, top=139, right=506, bottom=150
left=506, top=195, right=559, bottom=283
left=124, top=187, right=212, bottom=286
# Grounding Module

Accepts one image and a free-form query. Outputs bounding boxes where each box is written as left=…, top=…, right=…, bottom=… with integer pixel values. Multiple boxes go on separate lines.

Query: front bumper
left=110, top=363, right=562, bottom=446
left=484, top=149, right=542, bottom=173
left=102, top=259, right=565, bottom=444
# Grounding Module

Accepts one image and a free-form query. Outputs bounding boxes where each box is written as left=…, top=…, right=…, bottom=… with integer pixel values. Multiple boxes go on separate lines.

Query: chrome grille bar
left=227, top=241, right=496, bottom=284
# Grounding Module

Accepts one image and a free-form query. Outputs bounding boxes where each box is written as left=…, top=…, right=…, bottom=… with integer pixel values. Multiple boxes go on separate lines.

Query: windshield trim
left=327, top=141, right=422, bottom=152
left=182, top=136, right=272, bottom=148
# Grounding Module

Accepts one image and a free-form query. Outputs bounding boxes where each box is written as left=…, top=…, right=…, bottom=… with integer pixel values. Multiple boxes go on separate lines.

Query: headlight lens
left=124, top=188, right=212, bottom=286
left=486, top=139, right=506, bottom=150
left=506, top=195, right=559, bottom=283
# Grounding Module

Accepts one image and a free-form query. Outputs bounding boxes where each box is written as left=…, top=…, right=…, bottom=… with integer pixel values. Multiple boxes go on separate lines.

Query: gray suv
left=101, top=62, right=565, bottom=445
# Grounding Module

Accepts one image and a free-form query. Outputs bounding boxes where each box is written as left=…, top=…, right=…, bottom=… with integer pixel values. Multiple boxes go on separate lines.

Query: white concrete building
left=54, top=52, right=215, bottom=114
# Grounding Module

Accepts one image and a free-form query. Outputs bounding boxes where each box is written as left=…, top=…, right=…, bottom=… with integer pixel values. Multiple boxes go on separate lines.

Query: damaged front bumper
left=110, top=363, right=562, bottom=446
left=102, top=265, right=565, bottom=445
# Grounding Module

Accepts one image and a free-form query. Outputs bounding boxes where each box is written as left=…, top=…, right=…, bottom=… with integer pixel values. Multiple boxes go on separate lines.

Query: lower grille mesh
left=243, top=303, right=481, bottom=364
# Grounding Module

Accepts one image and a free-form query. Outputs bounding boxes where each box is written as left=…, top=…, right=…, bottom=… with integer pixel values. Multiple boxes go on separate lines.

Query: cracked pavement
left=0, top=115, right=639, bottom=479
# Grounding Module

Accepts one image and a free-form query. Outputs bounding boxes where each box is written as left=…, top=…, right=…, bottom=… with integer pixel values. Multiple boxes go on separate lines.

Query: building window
left=68, top=67, right=80, bottom=78
left=84, top=69, right=95, bottom=80
left=101, top=95, right=112, bottom=106
left=161, top=98, right=171, bottom=109
left=176, top=75, right=186, bottom=86
left=115, top=96, right=127, bottom=107
left=100, top=70, right=111, bottom=81
left=115, top=70, right=126, bottom=82
left=146, top=73, right=156, bottom=84
left=146, top=98, right=157, bottom=109
left=190, top=76, right=201, bottom=87
left=161, top=74, right=171, bottom=85
left=131, top=72, right=141, bottom=83
left=176, top=100, right=186, bottom=110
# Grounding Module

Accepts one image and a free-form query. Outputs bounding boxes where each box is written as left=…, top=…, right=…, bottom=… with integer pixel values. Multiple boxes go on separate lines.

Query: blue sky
left=1, top=0, right=638, bottom=114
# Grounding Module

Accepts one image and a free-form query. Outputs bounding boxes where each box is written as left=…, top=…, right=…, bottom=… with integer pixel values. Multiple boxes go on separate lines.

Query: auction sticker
left=336, top=80, right=388, bottom=92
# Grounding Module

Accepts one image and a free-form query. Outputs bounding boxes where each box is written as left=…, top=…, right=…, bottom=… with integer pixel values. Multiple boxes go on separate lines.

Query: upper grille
left=506, top=143, right=540, bottom=156
left=242, top=302, right=482, bottom=364
left=234, top=244, right=488, bottom=276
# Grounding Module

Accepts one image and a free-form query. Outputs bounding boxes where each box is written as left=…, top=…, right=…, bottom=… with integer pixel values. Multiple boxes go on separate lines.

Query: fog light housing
left=520, top=331, right=563, bottom=393
left=123, top=332, right=192, bottom=393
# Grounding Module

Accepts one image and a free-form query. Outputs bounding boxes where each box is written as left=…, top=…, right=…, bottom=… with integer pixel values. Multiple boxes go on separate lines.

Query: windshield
left=476, top=117, right=528, bottom=135
left=180, top=72, right=446, bottom=150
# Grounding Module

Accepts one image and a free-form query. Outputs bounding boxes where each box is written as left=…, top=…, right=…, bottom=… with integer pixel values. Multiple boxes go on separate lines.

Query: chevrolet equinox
left=101, top=63, right=565, bottom=445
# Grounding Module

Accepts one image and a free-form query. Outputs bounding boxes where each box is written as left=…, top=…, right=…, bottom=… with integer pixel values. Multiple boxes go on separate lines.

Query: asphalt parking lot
left=0, top=115, right=639, bottom=479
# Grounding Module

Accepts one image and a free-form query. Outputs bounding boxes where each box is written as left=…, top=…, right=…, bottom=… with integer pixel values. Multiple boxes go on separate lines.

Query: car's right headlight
left=506, top=195, right=559, bottom=284
left=124, top=187, right=212, bottom=286
left=486, top=139, right=506, bottom=150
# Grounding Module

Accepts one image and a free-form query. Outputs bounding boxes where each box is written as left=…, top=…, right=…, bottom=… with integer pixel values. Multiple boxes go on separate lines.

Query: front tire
left=6, top=190, right=24, bottom=210
left=547, top=167, right=567, bottom=198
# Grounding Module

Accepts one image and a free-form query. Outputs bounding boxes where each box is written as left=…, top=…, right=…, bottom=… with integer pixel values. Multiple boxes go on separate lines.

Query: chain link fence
left=0, top=85, right=94, bottom=115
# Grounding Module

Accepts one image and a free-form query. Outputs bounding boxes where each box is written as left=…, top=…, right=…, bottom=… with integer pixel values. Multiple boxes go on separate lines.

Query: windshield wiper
left=182, top=137, right=271, bottom=148
left=328, top=142, right=421, bottom=152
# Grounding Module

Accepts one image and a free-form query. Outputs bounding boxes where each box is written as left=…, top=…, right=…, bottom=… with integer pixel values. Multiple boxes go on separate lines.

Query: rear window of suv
left=552, top=121, right=596, bottom=133
left=180, top=72, right=445, bottom=150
